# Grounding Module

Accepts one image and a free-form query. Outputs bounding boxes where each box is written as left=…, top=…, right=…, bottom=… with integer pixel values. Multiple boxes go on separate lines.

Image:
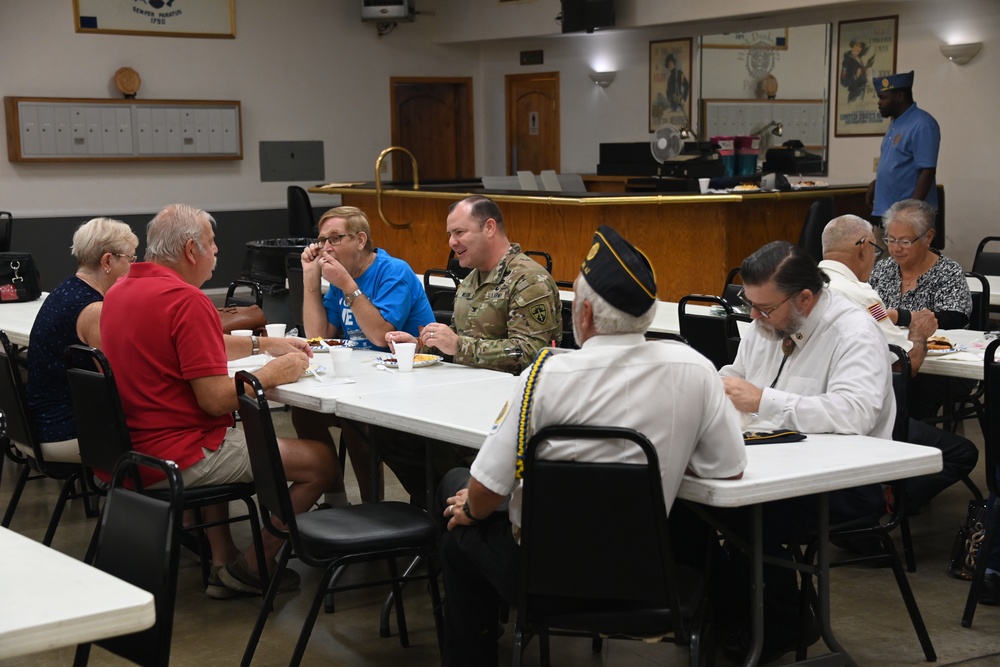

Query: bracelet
left=462, top=501, right=484, bottom=523
left=250, top=335, right=260, bottom=356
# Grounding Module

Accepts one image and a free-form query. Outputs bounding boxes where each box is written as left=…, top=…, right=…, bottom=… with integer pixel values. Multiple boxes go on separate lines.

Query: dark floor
left=2, top=413, right=999, bottom=666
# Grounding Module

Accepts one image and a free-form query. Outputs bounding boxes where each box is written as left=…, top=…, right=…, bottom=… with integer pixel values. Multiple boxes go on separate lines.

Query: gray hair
left=821, top=214, right=873, bottom=255
left=71, top=217, right=139, bottom=269
left=576, top=275, right=655, bottom=335
left=884, top=199, right=936, bottom=236
left=145, top=204, right=215, bottom=263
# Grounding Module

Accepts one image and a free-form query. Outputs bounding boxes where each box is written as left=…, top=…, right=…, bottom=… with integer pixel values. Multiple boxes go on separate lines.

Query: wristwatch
left=250, top=335, right=260, bottom=356
left=462, top=501, right=483, bottom=523
left=344, top=289, right=364, bottom=307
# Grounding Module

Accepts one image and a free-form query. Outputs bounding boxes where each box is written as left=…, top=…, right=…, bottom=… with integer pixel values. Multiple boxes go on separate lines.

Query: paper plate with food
left=926, top=335, right=961, bottom=355
left=307, top=337, right=356, bottom=352
left=373, top=354, right=443, bottom=368
left=790, top=180, right=829, bottom=190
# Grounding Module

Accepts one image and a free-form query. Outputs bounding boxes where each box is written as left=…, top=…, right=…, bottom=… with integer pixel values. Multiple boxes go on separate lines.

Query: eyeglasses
left=113, top=253, right=138, bottom=263
left=855, top=238, right=884, bottom=259
left=315, top=233, right=354, bottom=246
left=884, top=229, right=929, bottom=248
left=737, top=287, right=798, bottom=319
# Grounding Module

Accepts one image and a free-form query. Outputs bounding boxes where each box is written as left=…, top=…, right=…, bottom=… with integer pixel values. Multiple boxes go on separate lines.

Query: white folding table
left=0, top=526, right=155, bottom=660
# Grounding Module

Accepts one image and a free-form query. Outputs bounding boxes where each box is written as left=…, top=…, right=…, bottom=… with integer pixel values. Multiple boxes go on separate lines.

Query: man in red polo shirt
left=102, top=203, right=337, bottom=599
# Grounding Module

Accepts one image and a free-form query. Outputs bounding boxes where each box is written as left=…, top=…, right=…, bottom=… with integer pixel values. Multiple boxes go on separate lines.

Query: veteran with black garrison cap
left=435, top=222, right=746, bottom=666
left=579, top=224, right=657, bottom=318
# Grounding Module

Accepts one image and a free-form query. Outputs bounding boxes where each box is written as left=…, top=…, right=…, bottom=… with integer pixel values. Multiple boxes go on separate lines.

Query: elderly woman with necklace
left=26, top=217, right=138, bottom=462
left=294, top=206, right=434, bottom=505
left=869, top=198, right=973, bottom=420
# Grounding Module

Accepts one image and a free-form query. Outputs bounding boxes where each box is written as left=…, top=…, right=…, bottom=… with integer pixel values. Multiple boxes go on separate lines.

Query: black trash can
left=241, top=237, right=312, bottom=329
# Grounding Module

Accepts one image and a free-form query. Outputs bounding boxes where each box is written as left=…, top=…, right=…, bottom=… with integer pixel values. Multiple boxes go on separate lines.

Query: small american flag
left=868, top=302, right=889, bottom=321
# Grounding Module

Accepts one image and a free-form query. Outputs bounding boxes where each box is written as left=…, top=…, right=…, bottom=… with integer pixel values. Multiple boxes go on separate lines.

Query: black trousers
left=436, top=468, right=518, bottom=667
left=905, top=418, right=979, bottom=509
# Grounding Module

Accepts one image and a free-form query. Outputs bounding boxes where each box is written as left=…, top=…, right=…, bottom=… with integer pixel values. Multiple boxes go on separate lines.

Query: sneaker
left=206, top=564, right=237, bottom=600
left=219, top=555, right=301, bottom=596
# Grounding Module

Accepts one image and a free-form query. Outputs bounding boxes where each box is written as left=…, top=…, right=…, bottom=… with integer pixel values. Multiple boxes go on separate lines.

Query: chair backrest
left=0, top=211, right=12, bottom=253
left=285, top=254, right=305, bottom=335
left=727, top=312, right=751, bottom=365
left=524, top=250, right=553, bottom=274
left=287, top=185, right=317, bottom=238
left=518, top=425, right=686, bottom=640
left=0, top=330, right=39, bottom=459
left=966, top=272, right=990, bottom=331
left=931, top=185, right=945, bottom=251
left=678, top=295, right=737, bottom=370
left=85, top=451, right=183, bottom=667
left=225, top=278, right=264, bottom=308
left=235, top=371, right=298, bottom=540
left=64, top=345, right=134, bottom=481
left=557, top=173, right=587, bottom=192
left=983, top=339, right=1000, bottom=498
left=721, top=266, right=743, bottom=311
left=888, top=344, right=911, bottom=442
left=799, top=197, right=834, bottom=263
left=973, top=237, right=1000, bottom=276
left=423, top=268, right=460, bottom=325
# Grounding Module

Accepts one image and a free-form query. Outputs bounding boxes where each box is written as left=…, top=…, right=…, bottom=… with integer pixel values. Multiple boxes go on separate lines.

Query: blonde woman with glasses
left=26, top=217, right=138, bottom=462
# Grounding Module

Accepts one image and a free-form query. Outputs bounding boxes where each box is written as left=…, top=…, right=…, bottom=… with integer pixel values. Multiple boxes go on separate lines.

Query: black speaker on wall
left=561, top=0, right=615, bottom=34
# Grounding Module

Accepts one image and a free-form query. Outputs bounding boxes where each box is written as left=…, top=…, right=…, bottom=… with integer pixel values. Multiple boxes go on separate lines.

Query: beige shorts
left=150, top=427, right=254, bottom=489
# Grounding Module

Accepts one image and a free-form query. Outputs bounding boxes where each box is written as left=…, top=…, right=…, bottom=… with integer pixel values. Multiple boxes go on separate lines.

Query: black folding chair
left=678, top=295, right=740, bottom=370
left=65, top=344, right=267, bottom=591
left=73, top=451, right=183, bottom=667
left=423, top=268, right=460, bottom=325
left=962, top=338, right=1000, bottom=627
left=225, top=278, right=264, bottom=308
left=513, top=425, right=710, bottom=667
left=0, top=330, right=94, bottom=545
left=234, top=370, right=443, bottom=667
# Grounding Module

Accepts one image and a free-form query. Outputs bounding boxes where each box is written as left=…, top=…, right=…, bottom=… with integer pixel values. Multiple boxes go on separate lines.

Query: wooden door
left=391, top=78, right=474, bottom=182
left=505, top=72, right=560, bottom=175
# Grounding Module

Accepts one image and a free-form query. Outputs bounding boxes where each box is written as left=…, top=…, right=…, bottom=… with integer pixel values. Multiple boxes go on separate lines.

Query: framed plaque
left=73, top=0, right=235, bottom=38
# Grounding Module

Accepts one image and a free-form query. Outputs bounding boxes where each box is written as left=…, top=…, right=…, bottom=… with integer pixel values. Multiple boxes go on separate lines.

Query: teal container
left=736, top=149, right=758, bottom=177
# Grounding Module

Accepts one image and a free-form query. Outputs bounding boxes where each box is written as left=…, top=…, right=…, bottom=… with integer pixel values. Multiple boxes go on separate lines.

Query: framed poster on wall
left=73, top=0, right=236, bottom=38
left=834, top=16, right=898, bottom=137
left=649, top=38, right=693, bottom=133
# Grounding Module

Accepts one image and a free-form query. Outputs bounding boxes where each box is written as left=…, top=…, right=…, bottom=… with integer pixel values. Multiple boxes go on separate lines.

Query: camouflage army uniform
left=380, top=245, right=561, bottom=507
left=445, top=244, right=562, bottom=374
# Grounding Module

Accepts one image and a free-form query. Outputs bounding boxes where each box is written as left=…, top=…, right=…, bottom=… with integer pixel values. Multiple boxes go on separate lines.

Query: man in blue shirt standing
left=865, top=71, right=941, bottom=222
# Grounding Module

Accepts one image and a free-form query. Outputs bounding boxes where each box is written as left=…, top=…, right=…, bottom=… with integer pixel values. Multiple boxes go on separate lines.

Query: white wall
left=1, top=0, right=995, bottom=267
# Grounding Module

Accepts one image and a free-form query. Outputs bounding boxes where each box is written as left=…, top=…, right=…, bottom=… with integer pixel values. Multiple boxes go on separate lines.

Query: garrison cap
left=580, top=225, right=657, bottom=317
left=873, top=70, right=914, bottom=93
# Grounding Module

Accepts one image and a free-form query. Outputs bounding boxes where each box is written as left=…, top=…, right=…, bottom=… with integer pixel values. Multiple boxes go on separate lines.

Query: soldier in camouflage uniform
left=382, top=195, right=562, bottom=505
left=388, top=195, right=561, bottom=373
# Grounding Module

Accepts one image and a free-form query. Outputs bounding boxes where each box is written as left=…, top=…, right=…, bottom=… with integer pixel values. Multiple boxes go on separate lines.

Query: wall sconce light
left=589, top=71, right=616, bottom=88
left=940, top=42, right=982, bottom=65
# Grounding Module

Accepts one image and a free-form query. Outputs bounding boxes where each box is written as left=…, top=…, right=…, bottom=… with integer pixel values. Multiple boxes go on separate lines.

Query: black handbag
left=949, top=498, right=988, bottom=580
left=0, top=253, right=40, bottom=303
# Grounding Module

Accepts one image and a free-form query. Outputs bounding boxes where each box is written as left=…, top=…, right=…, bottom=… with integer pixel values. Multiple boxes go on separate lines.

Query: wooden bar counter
left=309, top=182, right=868, bottom=301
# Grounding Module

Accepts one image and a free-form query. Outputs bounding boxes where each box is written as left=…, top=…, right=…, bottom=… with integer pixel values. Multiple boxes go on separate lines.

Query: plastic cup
left=394, top=342, right=417, bottom=372
left=699, top=178, right=710, bottom=194
left=328, top=347, right=358, bottom=378
left=265, top=323, right=286, bottom=338
left=230, top=329, right=252, bottom=337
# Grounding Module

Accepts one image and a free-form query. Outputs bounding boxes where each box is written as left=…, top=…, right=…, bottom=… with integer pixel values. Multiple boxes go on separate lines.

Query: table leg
left=369, top=425, right=383, bottom=504
left=743, top=504, right=764, bottom=667
left=814, top=492, right=857, bottom=666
